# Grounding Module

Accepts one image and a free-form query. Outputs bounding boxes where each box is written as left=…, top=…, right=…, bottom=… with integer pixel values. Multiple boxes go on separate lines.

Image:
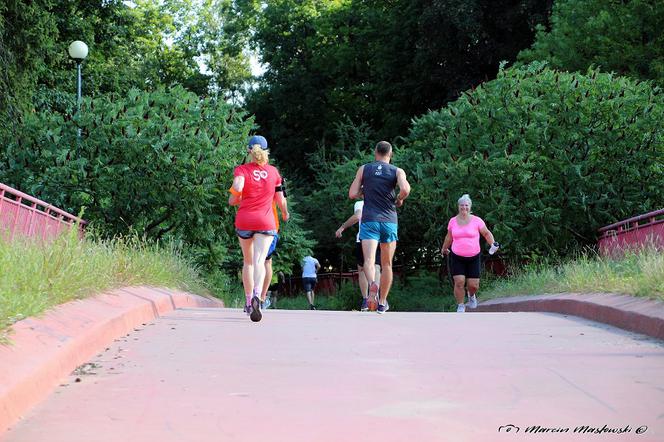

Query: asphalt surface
left=3, top=308, right=664, bottom=442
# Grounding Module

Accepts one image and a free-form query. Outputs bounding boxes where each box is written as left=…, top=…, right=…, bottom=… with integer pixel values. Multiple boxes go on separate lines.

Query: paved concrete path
left=3, top=309, right=663, bottom=442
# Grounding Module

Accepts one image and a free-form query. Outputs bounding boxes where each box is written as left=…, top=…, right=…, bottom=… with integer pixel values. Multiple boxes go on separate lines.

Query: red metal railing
left=598, top=209, right=664, bottom=256
left=0, top=183, right=86, bottom=241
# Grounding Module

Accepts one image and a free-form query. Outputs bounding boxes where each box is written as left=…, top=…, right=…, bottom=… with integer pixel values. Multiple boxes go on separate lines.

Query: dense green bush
left=402, top=62, right=663, bottom=260
left=518, top=0, right=664, bottom=85
left=0, top=86, right=313, bottom=273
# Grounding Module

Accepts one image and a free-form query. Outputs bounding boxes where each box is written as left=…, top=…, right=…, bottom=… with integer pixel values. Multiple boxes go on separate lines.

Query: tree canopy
left=518, top=0, right=664, bottom=85
left=245, top=0, right=553, bottom=175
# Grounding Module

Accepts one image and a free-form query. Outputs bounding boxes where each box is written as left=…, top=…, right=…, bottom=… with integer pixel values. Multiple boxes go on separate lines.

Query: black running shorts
left=449, top=251, right=481, bottom=279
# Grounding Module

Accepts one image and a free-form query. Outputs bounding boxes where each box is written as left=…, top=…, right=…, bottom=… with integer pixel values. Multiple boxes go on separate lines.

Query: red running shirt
left=234, top=163, right=282, bottom=230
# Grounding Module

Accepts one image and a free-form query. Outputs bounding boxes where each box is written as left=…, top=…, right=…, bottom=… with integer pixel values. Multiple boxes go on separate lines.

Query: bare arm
left=228, top=176, right=244, bottom=206
left=395, top=168, right=411, bottom=207
left=480, top=226, right=495, bottom=246
left=335, top=210, right=361, bottom=238
left=348, top=166, right=364, bottom=200
left=275, top=189, right=290, bottom=221
left=441, top=231, right=452, bottom=256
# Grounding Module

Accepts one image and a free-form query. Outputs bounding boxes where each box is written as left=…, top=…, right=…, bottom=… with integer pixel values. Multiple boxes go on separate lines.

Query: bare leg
left=453, top=275, right=466, bottom=305
left=375, top=264, right=381, bottom=296
left=238, top=237, right=255, bottom=305
left=361, top=239, right=379, bottom=286
left=358, top=265, right=368, bottom=299
left=261, top=258, right=273, bottom=301
left=467, top=278, right=480, bottom=297
left=306, top=290, right=314, bottom=307
left=251, top=234, right=274, bottom=300
left=378, top=242, right=396, bottom=304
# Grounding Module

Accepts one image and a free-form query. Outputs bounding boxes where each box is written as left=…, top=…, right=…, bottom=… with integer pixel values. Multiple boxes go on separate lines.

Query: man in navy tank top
left=348, top=141, right=411, bottom=314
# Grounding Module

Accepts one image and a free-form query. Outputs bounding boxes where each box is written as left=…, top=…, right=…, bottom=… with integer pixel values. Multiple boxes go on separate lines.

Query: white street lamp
left=68, top=40, right=88, bottom=61
left=68, top=41, right=88, bottom=139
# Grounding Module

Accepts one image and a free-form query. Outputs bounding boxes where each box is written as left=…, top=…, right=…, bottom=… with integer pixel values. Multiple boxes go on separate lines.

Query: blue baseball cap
left=247, top=135, right=268, bottom=150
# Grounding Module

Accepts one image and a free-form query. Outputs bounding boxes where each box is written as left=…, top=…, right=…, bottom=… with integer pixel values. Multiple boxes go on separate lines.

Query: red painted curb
left=0, top=286, right=223, bottom=433
left=475, top=293, right=664, bottom=340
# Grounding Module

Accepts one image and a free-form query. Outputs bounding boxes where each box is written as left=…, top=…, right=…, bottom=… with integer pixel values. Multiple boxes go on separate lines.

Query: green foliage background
left=1, top=0, right=663, bottom=305
left=519, top=0, right=664, bottom=86
left=0, top=86, right=313, bottom=277
left=306, top=63, right=663, bottom=269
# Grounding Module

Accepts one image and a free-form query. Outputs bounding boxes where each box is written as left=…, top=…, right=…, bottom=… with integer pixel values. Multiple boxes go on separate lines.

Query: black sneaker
left=361, top=297, right=369, bottom=311
left=310, top=304, right=316, bottom=310
left=250, top=296, right=262, bottom=322
left=377, top=301, right=390, bottom=315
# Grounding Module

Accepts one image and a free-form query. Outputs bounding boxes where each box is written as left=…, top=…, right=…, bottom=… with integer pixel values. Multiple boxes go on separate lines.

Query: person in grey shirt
left=348, top=141, right=411, bottom=314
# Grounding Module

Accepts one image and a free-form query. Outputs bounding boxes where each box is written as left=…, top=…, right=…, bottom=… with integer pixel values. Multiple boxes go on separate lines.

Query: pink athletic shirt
left=447, top=215, right=486, bottom=257
left=234, top=163, right=282, bottom=230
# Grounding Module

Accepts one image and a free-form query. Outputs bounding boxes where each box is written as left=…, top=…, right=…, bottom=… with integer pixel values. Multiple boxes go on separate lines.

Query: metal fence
left=598, top=209, right=664, bottom=256
left=0, top=183, right=86, bottom=241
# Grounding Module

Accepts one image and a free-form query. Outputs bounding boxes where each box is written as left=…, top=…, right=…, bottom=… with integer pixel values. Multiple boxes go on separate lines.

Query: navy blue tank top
left=361, top=161, right=398, bottom=223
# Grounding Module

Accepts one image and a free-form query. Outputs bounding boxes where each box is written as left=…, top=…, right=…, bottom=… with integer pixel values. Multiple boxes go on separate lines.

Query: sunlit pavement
left=3, top=308, right=663, bottom=442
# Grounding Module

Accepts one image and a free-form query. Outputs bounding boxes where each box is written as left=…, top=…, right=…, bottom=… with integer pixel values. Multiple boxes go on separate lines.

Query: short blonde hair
left=250, top=145, right=269, bottom=165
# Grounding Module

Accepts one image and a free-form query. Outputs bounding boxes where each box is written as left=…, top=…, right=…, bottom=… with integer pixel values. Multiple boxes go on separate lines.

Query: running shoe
left=361, top=297, right=369, bottom=312
left=243, top=304, right=251, bottom=316
left=310, top=304, right=316, bottom=310
left=456, top=304, right=466, bottom=313
left=467, top=295, right=478, bottom=309
left=263, top=298, right=272, bottom=309
left=376, top=301, right=390, bottom=315
left=250, top=296, right=262, bottom=322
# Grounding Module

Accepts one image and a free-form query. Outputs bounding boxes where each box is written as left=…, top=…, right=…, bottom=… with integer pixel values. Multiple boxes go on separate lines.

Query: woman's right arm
left=228, top=175, right=244, bottom=206
left=441, top=231, right=452, bottom=256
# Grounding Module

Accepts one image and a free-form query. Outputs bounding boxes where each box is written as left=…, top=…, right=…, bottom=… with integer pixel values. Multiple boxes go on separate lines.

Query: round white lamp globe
left=68, top=41, right=88, bottom=61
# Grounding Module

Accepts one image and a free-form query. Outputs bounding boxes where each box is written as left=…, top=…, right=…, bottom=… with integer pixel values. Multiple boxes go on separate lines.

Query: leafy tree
left=0, top=88, right=221, bottom=266
left=246, top=0, right=552, bottom=175
left=0, top=85, right=314, bottom=274
left=305, top=63, right=664, bottom=267
left=519, top=0, right=664, bottom=85
left=0, top=0, right=57, bottom=129
left=300, top=119, right=374, bottom=270
left=1, top=0, right=252, bottom=123
left=402, top=62, right=663, bottom=260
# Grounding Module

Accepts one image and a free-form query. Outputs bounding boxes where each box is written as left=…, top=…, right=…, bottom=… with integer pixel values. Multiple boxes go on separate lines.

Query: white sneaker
left=467, top=295, right=477, bottom=309
left=456, top=304, right=466, bottom=313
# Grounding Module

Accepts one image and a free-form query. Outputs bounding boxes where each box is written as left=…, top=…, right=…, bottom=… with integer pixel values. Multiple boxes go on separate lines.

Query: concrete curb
left=0, top=286, right=223, bottom=433
left=475, top=293, right=664, bottom=340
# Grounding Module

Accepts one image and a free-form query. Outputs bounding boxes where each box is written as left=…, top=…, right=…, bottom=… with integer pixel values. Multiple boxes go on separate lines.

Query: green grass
left=0, top=229, right=212, bottom=342
left=482, top=247, right=664, bottom=301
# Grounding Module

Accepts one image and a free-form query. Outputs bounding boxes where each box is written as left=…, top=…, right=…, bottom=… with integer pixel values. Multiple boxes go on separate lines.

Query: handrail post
left=10, top=196, right=22, bottom=241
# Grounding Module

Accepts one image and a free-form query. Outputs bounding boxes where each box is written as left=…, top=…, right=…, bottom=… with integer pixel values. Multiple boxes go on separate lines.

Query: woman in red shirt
left=229, top=135, right=289, bottom=322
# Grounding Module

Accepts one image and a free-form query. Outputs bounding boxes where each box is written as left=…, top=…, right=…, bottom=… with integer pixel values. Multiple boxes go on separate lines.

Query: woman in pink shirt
left=441, top=194, right=498, bottom=312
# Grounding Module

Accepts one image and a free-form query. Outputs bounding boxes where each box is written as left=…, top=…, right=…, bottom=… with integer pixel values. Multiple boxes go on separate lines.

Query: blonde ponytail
left=249, top=145, right=269, bottom=165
